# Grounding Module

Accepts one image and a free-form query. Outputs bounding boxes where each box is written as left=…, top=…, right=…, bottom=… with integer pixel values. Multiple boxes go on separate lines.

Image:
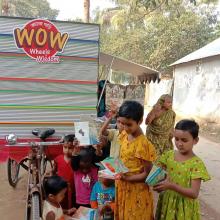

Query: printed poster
left=106, top=83, right=145, bottom=109
left=105, top=84, right=125, bottom=109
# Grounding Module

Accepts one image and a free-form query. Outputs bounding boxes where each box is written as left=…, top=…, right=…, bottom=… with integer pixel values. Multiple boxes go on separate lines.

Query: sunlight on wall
left=173, top=57, right=220, bottom=122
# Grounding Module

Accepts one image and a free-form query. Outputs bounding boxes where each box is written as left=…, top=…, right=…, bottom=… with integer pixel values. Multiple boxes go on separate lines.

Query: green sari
left=146, top=109, right=175, bottom=156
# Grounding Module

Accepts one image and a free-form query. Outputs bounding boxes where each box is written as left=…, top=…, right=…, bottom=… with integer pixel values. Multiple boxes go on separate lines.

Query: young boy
left=90, top=177, right=115, bottom=218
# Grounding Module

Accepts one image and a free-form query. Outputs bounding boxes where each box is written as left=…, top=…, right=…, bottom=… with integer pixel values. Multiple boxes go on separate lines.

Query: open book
left=65, top=206, right=98, bottom=220
left=145, top=164, right=166, bottom=186
left=97, top=157, right=129, bottom=179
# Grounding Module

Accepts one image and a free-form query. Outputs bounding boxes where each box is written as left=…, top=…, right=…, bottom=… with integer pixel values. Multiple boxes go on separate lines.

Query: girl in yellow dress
left=115, top=100, right=156, bottom=220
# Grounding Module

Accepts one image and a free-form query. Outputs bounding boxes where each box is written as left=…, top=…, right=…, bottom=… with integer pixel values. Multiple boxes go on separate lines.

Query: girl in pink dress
left=72, top=148, right=98, bottom=208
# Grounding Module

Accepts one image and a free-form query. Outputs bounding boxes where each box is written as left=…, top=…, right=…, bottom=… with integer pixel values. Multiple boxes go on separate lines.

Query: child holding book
left=43, top=175, right=76, bottom=220
left=72, top=147, right=98, bottom=208
left=153, top=119, right=210, bottom=220
left=53, top=134, right=77, bottom=209
left=115, top=100, right=156, bottom=220
left=90, top=177, right=115, bottom=218
left=100, top=102, right=123, bottom=158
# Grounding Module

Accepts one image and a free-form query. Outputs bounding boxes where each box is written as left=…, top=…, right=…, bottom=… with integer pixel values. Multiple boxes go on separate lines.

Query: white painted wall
left=173, top=56, right=220, bottom=122
left=145, top=79, right=173, bottom=107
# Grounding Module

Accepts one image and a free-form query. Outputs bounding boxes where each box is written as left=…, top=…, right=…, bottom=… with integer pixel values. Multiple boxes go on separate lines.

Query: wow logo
left=13, top=19, right=69, bottom=63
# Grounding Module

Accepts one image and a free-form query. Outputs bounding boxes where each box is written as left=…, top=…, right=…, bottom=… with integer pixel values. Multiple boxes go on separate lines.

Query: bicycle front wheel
left=31, top=193, right=41, bottom=220
left=7, top=158, right=20, bottom=187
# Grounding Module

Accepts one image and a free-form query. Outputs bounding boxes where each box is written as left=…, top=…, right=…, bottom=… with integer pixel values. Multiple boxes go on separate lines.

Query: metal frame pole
left=97, top=57, right=114, bottom=108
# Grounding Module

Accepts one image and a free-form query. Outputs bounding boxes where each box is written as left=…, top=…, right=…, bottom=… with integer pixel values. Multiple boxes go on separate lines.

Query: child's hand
left=98, top=135, right=108, bottom=147
left=153, top=176, right=173, bottom=192
left=92, top=144, right=103, bottom=156
left=115, top=173, right=128, bottom=181
left=114, top=173, right=122, bottom=180
left=109, top=101, right=118, bottom=118
left=67, top=207, right=77, bottom=216
left=100, top=204, right=112, bottom=216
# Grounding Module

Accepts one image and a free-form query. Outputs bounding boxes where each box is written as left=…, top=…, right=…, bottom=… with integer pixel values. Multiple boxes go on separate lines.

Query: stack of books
left=97, top=157, right=129, bottom=180
left=145, top=165, right=166, bottom=186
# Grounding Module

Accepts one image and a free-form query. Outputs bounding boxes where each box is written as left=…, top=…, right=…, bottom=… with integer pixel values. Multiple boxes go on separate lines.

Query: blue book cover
left=145, top=164, right=166, bottom=186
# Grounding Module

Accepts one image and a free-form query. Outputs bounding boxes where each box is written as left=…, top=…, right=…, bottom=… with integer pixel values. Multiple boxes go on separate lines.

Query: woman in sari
left=145, top=94, right=176, bottom=156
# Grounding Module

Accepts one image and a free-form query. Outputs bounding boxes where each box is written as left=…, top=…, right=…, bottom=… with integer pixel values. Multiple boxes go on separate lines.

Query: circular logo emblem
left=14, top=19, right=69, bottom=63
left=23, top=19, right=58, bottom=59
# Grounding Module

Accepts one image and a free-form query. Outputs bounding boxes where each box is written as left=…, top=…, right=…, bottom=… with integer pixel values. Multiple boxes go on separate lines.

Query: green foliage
left=8, top=0, right=59, bottom=19
left=113, top=0, right=218, bottom=9
left=97, top=0, right=218, bottom=74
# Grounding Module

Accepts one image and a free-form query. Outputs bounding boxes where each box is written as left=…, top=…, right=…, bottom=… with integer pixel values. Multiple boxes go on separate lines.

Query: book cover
left=65, top=206, right=98, bottom=220
left=98, top=169, right=116, bottom=180
left=97, top=157, right=129, bottom=177
left=74, top=121, right=99, bottom=146
left=74, top=121, right=90, bottom=146
left=145, top=164, right=166, bottom=186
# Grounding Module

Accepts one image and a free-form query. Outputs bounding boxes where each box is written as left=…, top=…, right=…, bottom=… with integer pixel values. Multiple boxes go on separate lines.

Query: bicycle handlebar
left=6, top=135, right=64, bottom=147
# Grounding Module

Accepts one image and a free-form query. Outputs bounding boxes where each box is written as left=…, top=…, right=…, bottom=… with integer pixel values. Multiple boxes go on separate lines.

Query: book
left=97, top=157, right=129, bottom=179
left=65, top=206, right=98, bottom=220
left=74, top=122, right=90, bottom=146
left=98, top=169, right=117, bottom=180
left=74, top=121, right=99, bottom=146
left=145, top=164, right=166, bottom=186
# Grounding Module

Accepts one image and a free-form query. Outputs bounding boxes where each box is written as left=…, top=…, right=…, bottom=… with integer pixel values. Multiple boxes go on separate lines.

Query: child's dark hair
left=175, top=119, right=199, bottom=139
left=71, top=147, right=95, bottom=171
left=64, top=134, right=75, bottom=143
left=43, top=175, right=67, bottom=197
left=79, top=147, right=94, bottom=162
left=119, top=100, right=144, bottom=123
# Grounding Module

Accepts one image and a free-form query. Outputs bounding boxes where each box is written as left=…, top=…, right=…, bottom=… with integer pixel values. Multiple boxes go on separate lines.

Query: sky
left=47, top=0, right=115, bottom=21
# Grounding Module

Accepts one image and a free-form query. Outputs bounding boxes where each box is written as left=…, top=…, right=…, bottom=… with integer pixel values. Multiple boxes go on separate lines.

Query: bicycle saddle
left=32, top=128, right=55, bottom=141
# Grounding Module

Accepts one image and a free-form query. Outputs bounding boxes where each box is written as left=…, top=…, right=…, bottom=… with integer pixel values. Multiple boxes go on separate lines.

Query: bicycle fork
left=25, top=147, right=42, bottom=220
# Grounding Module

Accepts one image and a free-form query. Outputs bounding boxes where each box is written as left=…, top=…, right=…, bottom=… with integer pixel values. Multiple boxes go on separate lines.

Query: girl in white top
left=43, top=176, right=76, bottom=220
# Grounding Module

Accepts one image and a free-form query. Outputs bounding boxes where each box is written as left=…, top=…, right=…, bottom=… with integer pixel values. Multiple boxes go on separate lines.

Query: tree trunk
left=0, top=0, right=2, bottom=15
left=2, top=0, right=9, bottom=16
left=83, top=0, right=90, bottom=23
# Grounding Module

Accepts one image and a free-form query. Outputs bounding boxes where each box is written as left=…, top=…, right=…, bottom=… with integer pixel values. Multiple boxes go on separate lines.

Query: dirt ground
left=200, top=121, right=220, bottom=144
left=0, top=164, right=26, bottom=220
left=176, top=114, right=220, bottom=144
